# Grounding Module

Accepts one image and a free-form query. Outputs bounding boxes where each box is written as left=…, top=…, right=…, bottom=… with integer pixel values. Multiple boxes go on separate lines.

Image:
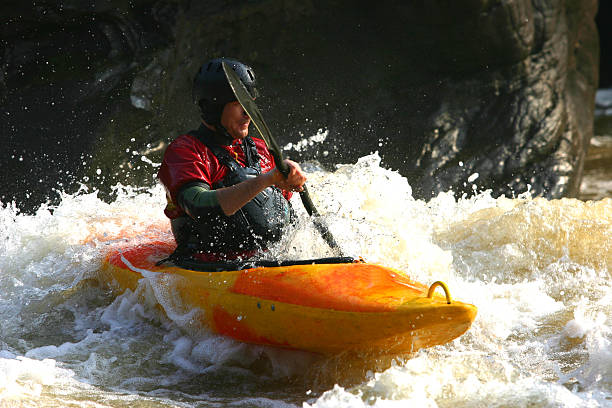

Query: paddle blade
left=222, top=62, right=273, bottom=148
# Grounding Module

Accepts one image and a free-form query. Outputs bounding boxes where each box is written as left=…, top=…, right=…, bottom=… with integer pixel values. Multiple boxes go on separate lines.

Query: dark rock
left=0, top=0, right=177, bottom=208
left=596, top=0, right=612, bottom=88
left=1, top=0, right=600, bottom=211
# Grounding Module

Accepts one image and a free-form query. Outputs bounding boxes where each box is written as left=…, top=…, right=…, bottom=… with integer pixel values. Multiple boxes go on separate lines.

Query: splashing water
left=1, top=153, right=610, bottom=408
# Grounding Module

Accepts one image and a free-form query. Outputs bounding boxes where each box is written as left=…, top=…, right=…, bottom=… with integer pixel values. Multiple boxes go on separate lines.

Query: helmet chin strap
left=215, top=124, right=235, bottom=143
left=212, top=102, right=243, bottom=144
left=200, top=99, right=244, bottom=144
left=201, top=117, right=235, bottom=145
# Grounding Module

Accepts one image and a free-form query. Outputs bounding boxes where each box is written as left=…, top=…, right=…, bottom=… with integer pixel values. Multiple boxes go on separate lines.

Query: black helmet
left=192, top=57, right=259, bottom=126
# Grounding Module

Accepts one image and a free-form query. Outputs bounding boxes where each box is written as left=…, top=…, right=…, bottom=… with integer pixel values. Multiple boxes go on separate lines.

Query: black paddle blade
left=222, top=62, right=281, bottom=158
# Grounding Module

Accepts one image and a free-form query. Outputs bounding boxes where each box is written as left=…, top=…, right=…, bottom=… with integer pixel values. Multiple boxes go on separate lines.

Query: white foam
left=0, top=152, right=610, bottom=407
left=0, top=355, right=76, bottom=402
left=306, top=353, right=600, bottom=408
left=283, top=129, right=329, bottom=152
left=559, top=292, right=612, bottom=390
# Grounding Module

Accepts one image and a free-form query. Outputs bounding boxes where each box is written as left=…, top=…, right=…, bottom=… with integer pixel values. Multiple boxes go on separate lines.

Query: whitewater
left=0, top=149, right=610, bottom=407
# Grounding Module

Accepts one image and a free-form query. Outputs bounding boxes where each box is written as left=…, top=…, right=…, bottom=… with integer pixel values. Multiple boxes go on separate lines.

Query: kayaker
left=158, top=57, right=307, bottom=262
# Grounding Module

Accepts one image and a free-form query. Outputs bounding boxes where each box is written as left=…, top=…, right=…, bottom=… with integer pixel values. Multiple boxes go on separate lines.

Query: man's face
left=220, top=101, right=251, bottom=139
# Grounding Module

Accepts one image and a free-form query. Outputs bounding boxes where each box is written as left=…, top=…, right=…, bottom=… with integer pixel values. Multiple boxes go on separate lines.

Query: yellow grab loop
left=427, top=281, right=452, bottom=304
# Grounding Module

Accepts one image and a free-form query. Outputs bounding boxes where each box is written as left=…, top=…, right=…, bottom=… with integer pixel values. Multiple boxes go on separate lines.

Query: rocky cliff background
left=1, top=0, right=605, bottom=211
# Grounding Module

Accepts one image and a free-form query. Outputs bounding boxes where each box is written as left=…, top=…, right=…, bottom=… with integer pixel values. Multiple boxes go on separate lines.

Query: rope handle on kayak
left=427, top=281, right=452, bottom=304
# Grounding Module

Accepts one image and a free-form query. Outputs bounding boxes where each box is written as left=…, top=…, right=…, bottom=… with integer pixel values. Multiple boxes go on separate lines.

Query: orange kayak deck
left=99, top=240, right=477, bottom=355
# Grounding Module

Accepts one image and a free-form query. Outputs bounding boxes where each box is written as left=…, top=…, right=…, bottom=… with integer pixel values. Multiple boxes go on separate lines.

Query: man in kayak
left=158, top=58, right=307, bottom=261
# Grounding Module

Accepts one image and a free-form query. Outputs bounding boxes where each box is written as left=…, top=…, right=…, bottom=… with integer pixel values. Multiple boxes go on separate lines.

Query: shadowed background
left=1, top=0, right=608, bottom=211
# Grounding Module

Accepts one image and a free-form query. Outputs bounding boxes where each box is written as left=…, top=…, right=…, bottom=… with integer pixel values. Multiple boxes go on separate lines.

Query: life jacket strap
left=189, top=124, right=261, bottom=172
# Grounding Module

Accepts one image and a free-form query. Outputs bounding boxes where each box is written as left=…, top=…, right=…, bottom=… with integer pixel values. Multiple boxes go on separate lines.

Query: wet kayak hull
left=99, top=240, right=477, bottom=354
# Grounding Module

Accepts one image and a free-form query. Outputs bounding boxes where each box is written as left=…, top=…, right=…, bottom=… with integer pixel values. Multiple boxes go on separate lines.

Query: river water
left=1, top=103, right=611, bottom=407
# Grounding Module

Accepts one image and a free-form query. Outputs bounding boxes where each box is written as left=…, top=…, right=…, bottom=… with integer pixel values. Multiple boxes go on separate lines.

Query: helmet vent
left=206, top=62, right=212, bottom=71
left=247, top=70, right=254, bottom=81
left=216, top=64, right=223, bottom=72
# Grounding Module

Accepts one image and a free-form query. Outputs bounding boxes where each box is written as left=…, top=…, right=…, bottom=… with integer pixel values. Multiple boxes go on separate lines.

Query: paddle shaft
left=266, top=139, right=342, bottom=254
left=222, top=62, right=342, bottom=255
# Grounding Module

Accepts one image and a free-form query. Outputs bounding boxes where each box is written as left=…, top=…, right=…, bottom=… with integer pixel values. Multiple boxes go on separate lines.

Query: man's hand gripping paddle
left=222, top=61, right=342, bottom=256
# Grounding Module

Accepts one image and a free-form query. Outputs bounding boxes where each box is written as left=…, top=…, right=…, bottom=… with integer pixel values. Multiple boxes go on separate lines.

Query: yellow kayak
left=99, top=239, right=477, bottom=355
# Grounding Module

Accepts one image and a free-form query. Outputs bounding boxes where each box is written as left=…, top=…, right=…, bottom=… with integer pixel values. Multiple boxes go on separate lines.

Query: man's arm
left=217, top=159, right=306, bottom=215
left=179, top=159, right=306, bottom=217
left=178, top=182, right=219, bottom=219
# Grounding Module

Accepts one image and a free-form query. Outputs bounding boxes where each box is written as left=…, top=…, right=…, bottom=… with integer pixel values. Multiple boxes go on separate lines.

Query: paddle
left=222, top=61, right=343, bottom=256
